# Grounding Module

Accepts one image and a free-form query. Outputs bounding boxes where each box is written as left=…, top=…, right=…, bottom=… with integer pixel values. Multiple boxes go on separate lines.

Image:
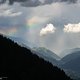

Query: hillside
left=60, top=48, right=80, bottom=58
left=60, top=51, right=80, bottom=80
left=61, top=53, right=80, bottom=73
left=32, top=47, right=60, bottom=60
left=32, top=47, right=60, bottom=65
left=61, top=51, right=80, bottom=65
left=0, top=35, right=72, bottom=80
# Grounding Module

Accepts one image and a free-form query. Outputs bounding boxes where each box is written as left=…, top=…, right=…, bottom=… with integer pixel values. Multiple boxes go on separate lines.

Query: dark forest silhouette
left=0, top=35, right=72, bottom=80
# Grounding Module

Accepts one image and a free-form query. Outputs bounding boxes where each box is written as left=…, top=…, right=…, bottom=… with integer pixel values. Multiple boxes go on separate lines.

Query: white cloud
left=64, top=23, right=80, bottom=33
left=0, top=8, right=22, bottom=17
left=9, top=11, right=22, bottom=17
left=40, top=23, right=56, bottom=36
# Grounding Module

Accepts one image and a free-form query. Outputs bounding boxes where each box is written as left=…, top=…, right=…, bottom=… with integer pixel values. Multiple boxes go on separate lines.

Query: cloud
left=21, top=0, right=41, bottom=7
left=0, top=0, right=6, bottom=4
left=0, top=0, right=78, bottom=7
left=9, top=11, right=22, bottom=17
left=63, top=23, right=80, bottom=33
left=60, top=0, right=78, bottom=3
left=21, top=0, right=78, bottom=7
left=40, top=23, right=56, bottom=36
left=0, top=8, right=22, bottom=17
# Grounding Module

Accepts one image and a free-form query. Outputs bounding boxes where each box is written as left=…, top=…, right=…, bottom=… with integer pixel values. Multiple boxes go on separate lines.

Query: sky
left=0, top=0, right=80, bottom=56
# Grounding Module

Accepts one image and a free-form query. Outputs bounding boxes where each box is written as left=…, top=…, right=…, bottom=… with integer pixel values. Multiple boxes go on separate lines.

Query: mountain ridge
left=0, top=34, right=72, bottom=80
left=60, top=48, right=80, bottom=58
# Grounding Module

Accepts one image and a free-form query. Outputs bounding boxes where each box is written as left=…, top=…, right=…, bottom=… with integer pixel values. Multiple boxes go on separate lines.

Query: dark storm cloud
left=44, top=0, right=78, bottom=4
left=0, top=0, right=78, bottom=7
left=61, top=0, right=77, bottom=3
left=21, top=0, right=41, bottom=7
left=0, top=0, right=6, bottom=4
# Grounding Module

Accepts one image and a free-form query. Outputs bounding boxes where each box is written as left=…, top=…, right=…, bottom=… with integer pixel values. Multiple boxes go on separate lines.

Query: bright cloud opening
left=63, top=23, right=80, bottom=33
left=40, top=23, right=56, bottom=36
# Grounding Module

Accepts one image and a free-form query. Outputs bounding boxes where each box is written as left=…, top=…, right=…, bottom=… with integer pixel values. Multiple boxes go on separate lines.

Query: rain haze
left=0, top=0, right=80, bottom=57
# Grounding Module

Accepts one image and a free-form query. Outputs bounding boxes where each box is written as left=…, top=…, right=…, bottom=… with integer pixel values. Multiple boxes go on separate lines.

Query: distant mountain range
left=32, top=47, right=60, bottom=60
left=61, top=51, right=80, bottom=72
left=7, top=36, right=61, bottom=65
left=32, top=47, right=60, bottom=65
left=60, top=48, right=80, bottom=58
left=60, top=49, right=80, bottom=80
left=0, top=34, right=72, bottom=80
left=4, top=35, right=80, bottom=80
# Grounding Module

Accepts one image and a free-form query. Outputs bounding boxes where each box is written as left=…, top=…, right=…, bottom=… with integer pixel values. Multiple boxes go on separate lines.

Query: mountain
left=0, top=34, right=72, bottom=80
left=32, top=47, right=60, bottom=60
left=64, top=69, right=80, bottom=80
left=8, top=36, right=61, bottom=65
left=60, top=48, right=80, bottom=58
left=60, top=50, right=80, bottom=80
left=32, top=47, right=60, bottom=65
left=61, top=51, right=80, bottom=64
left=7, top=36, right=61, bottom=65
left=61, top=52, right=80, bottom=73
left=60, top=51, right=80, bottom=80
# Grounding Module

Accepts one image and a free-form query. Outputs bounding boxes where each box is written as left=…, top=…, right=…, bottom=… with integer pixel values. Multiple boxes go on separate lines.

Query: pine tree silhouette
left=0, top=35, right=73, bottom=80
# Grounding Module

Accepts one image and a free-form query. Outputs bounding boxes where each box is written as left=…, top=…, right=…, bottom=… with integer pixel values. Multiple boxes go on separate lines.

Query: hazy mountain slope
left=33, top=47, right=60, bottom=60
left=61, top=51, right=80, bottom=64
left=60, top=48, right=80, bottom=58
left=60, top=51, right=80, bottom=80
left=62, top=56, right=80, bottom=73
left=8, top=36, right=61, bottom=65
left=60, top=50, right=80, bottom=80
left=0, top=35, right=72, bottom=80
left=64, top=69, right=80, bottom=80
left=32, top=47, right=60, bottom=65
left=61, top=56, right=80, bottom=80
